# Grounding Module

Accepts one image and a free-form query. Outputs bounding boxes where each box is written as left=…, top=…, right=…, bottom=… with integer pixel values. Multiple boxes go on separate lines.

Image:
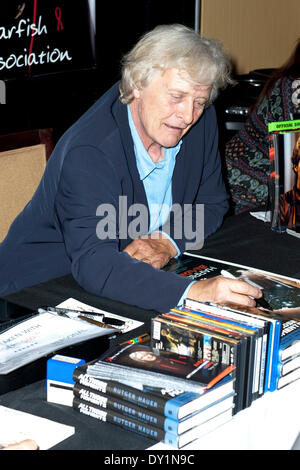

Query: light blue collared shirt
left=127, top=105, right=194, bottom=305
left=127, top=105, right=181, bottom=237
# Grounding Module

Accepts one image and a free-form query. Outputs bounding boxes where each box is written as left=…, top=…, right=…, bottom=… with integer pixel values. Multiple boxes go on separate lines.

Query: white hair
left=119, top=24, right=233, bottom=104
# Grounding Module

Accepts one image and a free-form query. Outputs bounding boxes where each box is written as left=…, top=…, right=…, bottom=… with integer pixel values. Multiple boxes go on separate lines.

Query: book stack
left=157, top=254, right=300, bottom=403
left=72, top=345, right=236, bottom=448
left=275, top=320, right=300, bottom=389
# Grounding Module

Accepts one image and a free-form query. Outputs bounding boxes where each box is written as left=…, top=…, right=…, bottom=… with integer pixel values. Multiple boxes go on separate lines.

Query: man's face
left=130, top=68, right=212, bottom=150
left=294, top=160, right=300, bottom=176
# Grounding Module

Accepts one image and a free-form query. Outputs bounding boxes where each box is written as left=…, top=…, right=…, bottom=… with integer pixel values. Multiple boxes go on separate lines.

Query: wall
left=201, top=0, right=300, bottom=74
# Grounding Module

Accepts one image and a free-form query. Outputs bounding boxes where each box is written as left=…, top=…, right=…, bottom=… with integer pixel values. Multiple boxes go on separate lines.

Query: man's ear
left=132, top=88, right=141, bottom=99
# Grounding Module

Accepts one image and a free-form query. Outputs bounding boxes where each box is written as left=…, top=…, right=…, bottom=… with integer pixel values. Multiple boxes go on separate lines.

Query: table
left=1, top=212, right=300, bottom=450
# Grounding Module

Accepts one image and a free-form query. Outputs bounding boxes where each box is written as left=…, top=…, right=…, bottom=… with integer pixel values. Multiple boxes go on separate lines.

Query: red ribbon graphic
left=28, top=0, right=38, bottom=77
left=55, top=6, right=64, bottom=31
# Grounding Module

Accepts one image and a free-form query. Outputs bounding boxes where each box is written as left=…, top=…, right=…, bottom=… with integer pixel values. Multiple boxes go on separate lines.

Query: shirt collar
left=127, top=105, right=182, bottom=180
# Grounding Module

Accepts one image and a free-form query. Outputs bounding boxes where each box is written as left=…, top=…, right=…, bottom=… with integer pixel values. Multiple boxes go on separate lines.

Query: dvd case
left=268, top=119, right=300, bottom=233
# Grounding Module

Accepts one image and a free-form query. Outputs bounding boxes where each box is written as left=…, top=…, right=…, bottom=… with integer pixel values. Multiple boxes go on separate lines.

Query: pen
left=77, top=315, right=121, bottom=331
left=220, top=270, right=273, bottom=310
left=80, top=313, right=125, bottom=327
left=38, top=307, right=125, bottom=328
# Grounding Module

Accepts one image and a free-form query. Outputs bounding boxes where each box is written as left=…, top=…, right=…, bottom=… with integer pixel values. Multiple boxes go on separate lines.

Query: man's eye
left=196, top=102, right=206, bottom=109
left=171, top=95, right=182, bottom=101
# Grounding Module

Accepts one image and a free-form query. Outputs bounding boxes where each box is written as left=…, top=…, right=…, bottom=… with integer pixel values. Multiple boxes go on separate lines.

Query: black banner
left=0, top=0, right=95, bottom=80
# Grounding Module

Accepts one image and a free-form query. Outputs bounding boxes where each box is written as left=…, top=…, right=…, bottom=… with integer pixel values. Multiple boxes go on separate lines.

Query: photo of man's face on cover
left=279, top=133, right=300, bottom=232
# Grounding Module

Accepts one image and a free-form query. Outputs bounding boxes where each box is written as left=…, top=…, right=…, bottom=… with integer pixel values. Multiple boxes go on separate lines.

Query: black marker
left=221, top=270, right=273, bottom=311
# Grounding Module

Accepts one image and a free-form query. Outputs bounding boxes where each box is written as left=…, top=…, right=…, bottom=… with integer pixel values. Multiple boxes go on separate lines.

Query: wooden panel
left=0, top=129, right=54, bottom=160
left=201, top=0, right=300, bottom=74
left=0, top=145, right=46, bottom=241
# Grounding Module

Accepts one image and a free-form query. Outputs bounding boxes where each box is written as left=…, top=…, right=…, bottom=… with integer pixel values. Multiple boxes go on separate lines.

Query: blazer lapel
left=112, top=99, right=149, bottom=208
left=172, top=141, right=186, bottom=205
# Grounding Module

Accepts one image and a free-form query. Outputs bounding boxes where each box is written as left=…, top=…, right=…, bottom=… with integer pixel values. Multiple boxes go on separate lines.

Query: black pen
left=38, top=306, right=126, bottom=326
left=254, top=296, right=273, bottom=310
left=220, top=270, right=273, bottom=310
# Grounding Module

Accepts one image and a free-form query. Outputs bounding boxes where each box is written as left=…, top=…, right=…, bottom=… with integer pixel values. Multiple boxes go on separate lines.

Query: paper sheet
left=0, top=298, right=143, bottom=374
left=250, top=211, right=271, bottom=222
left=0, top=405, right=74, bottom=450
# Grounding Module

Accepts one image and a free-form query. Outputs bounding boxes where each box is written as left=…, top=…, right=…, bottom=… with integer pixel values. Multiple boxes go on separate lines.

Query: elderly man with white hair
left=0, top=24, right=262, bottom=312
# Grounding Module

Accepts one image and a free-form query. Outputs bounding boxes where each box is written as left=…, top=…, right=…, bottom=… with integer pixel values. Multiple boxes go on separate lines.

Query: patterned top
left=225, top=76, right=300, bottom=214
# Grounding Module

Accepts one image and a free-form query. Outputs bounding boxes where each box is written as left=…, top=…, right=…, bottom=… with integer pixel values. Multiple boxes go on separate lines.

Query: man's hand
left=1, top=439, right=39, bottom=450
left=187, top=276, right=263, bottom=307
left=123, top=233, right=177, bottom=269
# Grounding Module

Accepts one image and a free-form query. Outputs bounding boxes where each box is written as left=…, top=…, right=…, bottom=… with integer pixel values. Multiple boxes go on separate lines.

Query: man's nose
left=177, top=99, right=194, bottom=126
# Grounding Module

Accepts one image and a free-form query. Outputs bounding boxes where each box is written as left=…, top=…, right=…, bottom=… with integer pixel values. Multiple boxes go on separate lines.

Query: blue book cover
left=163, top=392, right=235, bottom=434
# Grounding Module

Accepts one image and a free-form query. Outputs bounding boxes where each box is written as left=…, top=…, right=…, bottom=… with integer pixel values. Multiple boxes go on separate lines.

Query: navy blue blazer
left=0, top=83, right=229, bottom=312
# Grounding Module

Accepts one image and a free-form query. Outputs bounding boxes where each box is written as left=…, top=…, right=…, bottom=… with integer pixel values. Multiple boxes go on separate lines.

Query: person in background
left=0, top=24, right=262, bottom=312
left=225, top=39, right=300, bottom=214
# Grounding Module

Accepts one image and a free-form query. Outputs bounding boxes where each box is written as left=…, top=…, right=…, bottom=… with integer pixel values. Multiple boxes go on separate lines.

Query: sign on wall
left=0, top=0, right=96, bottom=80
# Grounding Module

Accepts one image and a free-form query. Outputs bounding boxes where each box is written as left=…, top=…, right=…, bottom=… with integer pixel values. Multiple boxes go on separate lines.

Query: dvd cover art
left=153, top=321, right=202, bottom=359
left=218, top=266, right=300, bottom=314
left=152, top=315, right=237, bottom=364
left=103, top=344, right=234, bottom=385
left=166, top=253, right=300, bottom=316
left=279, top=135, right=300, bottom=232
left=268, top=120, right=300, bottom=234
